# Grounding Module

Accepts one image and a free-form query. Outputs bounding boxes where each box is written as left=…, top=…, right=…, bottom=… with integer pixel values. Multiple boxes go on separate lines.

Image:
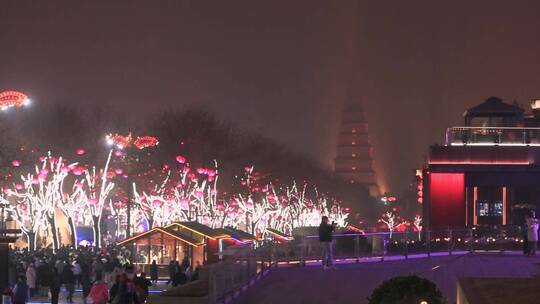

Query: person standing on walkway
left=62, top=263, right=76, bottom=303
left=167, top=260, right=176, bottom=286
left=527, top=211, right=539, bottom=256
left=319, top=216, right=336, bottom=270
left=49, top=268, right=61, bottom=304
left=13, top=276, right=29, bottom=304
left=150, top=260, right=158, bottom=286
left=522, top=215, right=529, bottom=255
left=25, top=263, right=36, bottom=298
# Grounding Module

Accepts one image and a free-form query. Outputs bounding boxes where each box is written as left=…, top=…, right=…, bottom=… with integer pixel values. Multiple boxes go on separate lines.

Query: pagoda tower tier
left=334, top=104, right=380, bottom=196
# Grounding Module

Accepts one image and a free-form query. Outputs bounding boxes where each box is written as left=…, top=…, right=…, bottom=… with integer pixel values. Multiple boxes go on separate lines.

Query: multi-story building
left=334, top=104, right=380, bottom=197
left=423, top=97, right=540, bottom=229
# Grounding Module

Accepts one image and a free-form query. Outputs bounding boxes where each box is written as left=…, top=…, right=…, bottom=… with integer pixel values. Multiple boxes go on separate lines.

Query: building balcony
left=445, top=126, right=540, bottom=147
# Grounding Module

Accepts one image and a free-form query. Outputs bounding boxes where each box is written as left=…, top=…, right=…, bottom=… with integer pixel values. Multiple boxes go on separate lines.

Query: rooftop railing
left=445, top=126, right=540, bottom=146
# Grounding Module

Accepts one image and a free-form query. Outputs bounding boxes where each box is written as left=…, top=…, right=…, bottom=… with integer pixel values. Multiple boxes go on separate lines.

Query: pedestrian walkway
left=236, top=252, right=540, bottom=304
left=26, top=284, right=167, bottom=303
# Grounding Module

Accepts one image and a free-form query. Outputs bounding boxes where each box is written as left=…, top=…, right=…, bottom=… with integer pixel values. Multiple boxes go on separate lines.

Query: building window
left=477, top=200, right=503, bottom=217
left=493, top=201, right=503, bottom=216
left=478, top=201, right=489, bottom=216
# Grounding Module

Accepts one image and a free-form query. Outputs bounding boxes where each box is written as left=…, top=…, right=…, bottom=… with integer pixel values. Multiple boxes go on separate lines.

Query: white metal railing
left=445, top=126, right=540, bottom=146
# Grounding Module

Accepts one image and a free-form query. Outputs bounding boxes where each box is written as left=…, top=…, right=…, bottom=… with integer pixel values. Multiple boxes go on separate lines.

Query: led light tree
left=108, top=199, right=127, bottom=239
left=6, top=189, right=47, bottom=252
left=133, top=171, right=173, bottom=229
left=57, top=182, right=87, bottom=249
left=236, top=166, right=273, bottom=235
left=379, top=211, right=407, bottom=238
left=105, top=132, right=158, bottom=237
left=9, top=154, right=70, bottom=251
left=379, top=211, right=398, bottom=238
left=191, top=164, right=220, bottom=227
left=79, top=151, right=114, bottom=249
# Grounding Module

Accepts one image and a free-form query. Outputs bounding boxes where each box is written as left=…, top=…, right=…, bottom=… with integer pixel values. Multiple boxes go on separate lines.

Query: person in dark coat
left=172, top=271, right=187, bottom=287
left=109, top=275, right=121, bottom=302
left=80, top=267, right=92, bottom=304
left=523, top=215, right=530, bottom=255
left=180, top=256, right=190, bottom=272
left=133, top=273, right=152, bottom=303
left=110, top=274, right=137, bottom=304
left=13, top=276, right=29, bottom=304
left=49, top=268, right=61, bottom=304
left=191, top=261, right=201, bottom=281
left=36, top=261, right=50, bottom=297
left=150, top=260, right=158, bottom=285
left=62, top=264, right=76, bottom=303
left=167, top=261, right=176, bottom=286
left=318, top=216, right=336, bottom=270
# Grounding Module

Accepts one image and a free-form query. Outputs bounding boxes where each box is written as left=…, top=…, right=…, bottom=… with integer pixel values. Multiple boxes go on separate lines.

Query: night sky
left=2, top=1, right=540, bottom=194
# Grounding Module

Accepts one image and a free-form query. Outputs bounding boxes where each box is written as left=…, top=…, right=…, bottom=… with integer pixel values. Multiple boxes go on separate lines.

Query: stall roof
left=165, top=222, right=230, bottom=240
left=217, top=227, right=258, bottom=243
left=117, top=226, right=204, bottom=247
left=266, top=228, right=293, bottom=241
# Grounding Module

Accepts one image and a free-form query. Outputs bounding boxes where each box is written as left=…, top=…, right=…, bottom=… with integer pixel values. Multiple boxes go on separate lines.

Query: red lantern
left=196, top=168, right=207, bottom=175
left=72, top=167, right=84, bottom=176
left=175, top=155, right=186, bottom=164
left=133, top=136, right=159, bottom=149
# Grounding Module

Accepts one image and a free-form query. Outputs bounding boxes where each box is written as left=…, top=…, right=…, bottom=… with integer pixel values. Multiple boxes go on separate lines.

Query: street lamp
left=0, top=91, right=31, bottom=111
left=105, top=132, right=158, bottom=238
left=0, top=91, right=31, bottom=232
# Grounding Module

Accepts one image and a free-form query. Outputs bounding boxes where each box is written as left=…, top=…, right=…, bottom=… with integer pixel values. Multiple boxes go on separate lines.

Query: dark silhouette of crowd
left=3, top=245, right=201, bottom=303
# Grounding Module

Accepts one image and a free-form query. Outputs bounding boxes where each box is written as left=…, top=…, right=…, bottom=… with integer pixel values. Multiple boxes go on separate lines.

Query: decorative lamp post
left=0, top=91, right=30, bottom=231
left=105, top=132, right=158, bottom=238
left=0, top=91, right=31, bottom=110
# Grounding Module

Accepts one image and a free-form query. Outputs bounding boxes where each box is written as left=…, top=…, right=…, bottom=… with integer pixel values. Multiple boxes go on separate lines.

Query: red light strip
left=429, top=161, right=529, bottom=165
left=473, top=187, right=478, bottom=226
left=502, top=187, right=507, bottom=225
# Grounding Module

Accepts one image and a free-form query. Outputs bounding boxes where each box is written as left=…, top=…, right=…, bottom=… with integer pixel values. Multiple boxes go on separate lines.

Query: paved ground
left=236, top=252, right=540, bottom=304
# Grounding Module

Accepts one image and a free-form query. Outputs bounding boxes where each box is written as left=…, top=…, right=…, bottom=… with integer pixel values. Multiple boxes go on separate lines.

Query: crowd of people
left=2, top=245, right=201, bottom=304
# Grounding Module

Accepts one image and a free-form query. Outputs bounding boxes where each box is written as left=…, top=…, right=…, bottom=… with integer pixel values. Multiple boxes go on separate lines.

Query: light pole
left=0, top=91, right=31, bottom=111
left=0, top=91, right=31, bottom=233
left=105, top=132, right=158, bottom=238
left=0, top=91, right=29, bottom=292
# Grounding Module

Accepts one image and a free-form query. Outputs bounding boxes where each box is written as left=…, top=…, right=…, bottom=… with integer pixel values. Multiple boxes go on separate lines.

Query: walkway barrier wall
left=258, top=226, right=524, bottom=264
left=206, top=225, right=524, bottom=303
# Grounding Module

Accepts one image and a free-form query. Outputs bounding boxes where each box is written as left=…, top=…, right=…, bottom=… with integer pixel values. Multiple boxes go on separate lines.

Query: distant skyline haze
left=2, top=0, right=540, bottom=193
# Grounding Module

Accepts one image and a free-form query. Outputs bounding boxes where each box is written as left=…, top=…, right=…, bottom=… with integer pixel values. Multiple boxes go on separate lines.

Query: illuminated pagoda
left=423, top=96, right=540, bottom=230
left=334, top=103, right=380, bottom=196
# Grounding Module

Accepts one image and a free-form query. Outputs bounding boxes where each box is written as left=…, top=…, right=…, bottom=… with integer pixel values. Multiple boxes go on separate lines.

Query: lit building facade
left=424, top=97, right=540, bottom=229
left=334, top=104, right=380, bottom=196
